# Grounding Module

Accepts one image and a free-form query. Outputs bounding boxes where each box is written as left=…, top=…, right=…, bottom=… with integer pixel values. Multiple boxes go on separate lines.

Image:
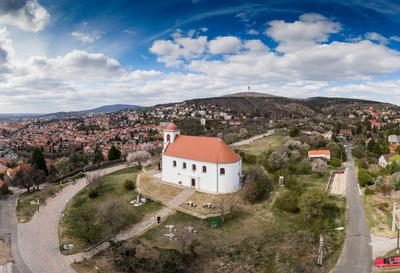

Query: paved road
left=17, top=164, right=130, bottom=273
left=331, top=144, right=372, bottom=273
left=0, top=192, right=32, bottom=273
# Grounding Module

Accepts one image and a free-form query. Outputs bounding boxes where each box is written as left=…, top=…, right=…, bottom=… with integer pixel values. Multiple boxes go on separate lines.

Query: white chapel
left=161, top=123, right=242, bottom=194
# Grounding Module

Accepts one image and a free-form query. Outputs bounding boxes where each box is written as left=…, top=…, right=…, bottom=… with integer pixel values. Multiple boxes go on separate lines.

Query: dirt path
left=230, top=130, right=275, bottom=147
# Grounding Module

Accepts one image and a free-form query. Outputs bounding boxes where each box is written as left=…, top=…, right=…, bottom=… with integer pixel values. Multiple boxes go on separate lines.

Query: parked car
left=375, top=256, right=400, bottom=268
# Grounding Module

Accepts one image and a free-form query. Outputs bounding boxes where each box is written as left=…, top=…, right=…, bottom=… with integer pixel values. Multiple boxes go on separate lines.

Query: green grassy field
left=59, top=166, right=162, bottom=254
left=238, top=133, right=290, bottom=155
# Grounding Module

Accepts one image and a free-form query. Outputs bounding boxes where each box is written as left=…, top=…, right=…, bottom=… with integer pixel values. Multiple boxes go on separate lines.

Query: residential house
left=379, top=154, right=393, bottom=168
left=308, top=150, right=331, bottom=161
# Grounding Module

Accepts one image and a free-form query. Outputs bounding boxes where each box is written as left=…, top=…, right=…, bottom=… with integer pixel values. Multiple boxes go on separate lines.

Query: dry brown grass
left=180, top=191, right=243, bottom=216
left=364, top=193, right=396, bottom=238
left=138, top=173, right=184, bottom=203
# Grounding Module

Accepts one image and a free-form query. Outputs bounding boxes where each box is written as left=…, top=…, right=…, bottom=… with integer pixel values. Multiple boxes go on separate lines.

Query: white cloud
left=2, top=12, right=400, bottom=112
left=243, top=39, right=268, bottom=52
left=25, top=50, right=124, bottom=81
left=127, top=70, right=162, bottom=80
left=365, top=32, right=388, bottom=44
left=324, top=80, right=400, bottom=103
left=0, top=27, right=15, bottom=78
left=189, top=39, right=400, bottom=82
left=391, top=36, right=400, bottom=42
left=149, top=31, right=207, bottom=67
left=71, top=31, right=101, bottom=43
left=208, top=36, right=242, bottom=54
left=0, top=0, right=49, bottom=32
left=247, top=29, right=260, bottom=35
left=265, top=13, right=341, bottom=53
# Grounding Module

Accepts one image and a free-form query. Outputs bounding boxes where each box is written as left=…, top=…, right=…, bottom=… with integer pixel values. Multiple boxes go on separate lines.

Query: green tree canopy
left=93, top=147, right=104, bottom=164
left=108, top=145, right=121, bottom=161
left=31, top=147, right=48, bottom=175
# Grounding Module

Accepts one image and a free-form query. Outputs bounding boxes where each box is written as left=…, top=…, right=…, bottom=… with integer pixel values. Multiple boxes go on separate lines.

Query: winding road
left=0, top=191, right=32, bottom=273
left=331, top=144, right=372, bottom=273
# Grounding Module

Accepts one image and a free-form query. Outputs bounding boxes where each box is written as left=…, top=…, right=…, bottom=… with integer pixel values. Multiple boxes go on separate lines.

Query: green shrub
left=158, top=249, right=184, bottom=273
left=243, top=165, right=273, bottom=203
left=394, top=179, right=400, bottom=191
left=88, top=189, right=99, bottom=198
left=284, top=176, right=303, bottom=194
left=244, top=153, right=257, bottom=164
left=358, top=169, right=374, bottom=187
left=274, top=191, right=300, bottom=213
left=352, top=147, right=366, bottom=159
left=124, top=179, right=135, bottom=190
left=289, top=127, right=300, bottom=137
left=377, top=202, right=390, bottom=211
left=330, top=158, right=342, bottom=167
left=358, top=158, right=369, bottom=169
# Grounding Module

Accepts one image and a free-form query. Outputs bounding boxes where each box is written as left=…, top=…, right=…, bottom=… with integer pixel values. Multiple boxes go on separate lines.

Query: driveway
left=230, top=130, right=275, bottom=147
left=0, top=191, right=32, bottom=273
left=331, top=144, right=372, bottom=273
left=17, top=164, right=130, bottom=273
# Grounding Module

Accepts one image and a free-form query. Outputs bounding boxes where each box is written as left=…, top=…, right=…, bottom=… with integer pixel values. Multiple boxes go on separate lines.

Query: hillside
left=185, top=95, right=394, bottom=120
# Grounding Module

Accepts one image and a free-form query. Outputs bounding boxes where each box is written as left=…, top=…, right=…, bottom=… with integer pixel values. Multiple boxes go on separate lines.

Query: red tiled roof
left=164, top=135, right=241, bottom=163
left=308, top=150, right=331, bottom=156
left=339, top=129, right=352, bottom=135
left=166, top=123, right=177, bottom=131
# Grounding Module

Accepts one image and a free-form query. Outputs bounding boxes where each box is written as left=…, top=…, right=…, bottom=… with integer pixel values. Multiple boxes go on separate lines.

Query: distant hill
left=37, top=104, right=142, bottom=119
left=184, top=95, right=395, bottom=120
left=222, top=92, right=277, bottom=98
left=80, top=104, right=141, bottom=113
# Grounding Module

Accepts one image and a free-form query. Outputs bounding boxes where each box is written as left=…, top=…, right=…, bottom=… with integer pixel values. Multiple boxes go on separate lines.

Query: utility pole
left=317, top=234, right=324, bottom=266
left=397, top=228, right=399, bottom=255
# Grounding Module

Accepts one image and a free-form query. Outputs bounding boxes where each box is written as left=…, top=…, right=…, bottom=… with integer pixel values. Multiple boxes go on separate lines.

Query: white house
left=161, top=123, right=242, bottom=194
left=379, top=154, right=393, bottom=167
left=389, top=135, right=400, bottom=145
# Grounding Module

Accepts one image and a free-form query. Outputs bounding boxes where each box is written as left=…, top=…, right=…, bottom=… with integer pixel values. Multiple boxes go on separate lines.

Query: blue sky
left=0, top=0, right=400, bottom=112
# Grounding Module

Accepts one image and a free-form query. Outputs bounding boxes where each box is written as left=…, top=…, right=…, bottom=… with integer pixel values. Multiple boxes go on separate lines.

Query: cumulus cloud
left=127, top=69, right=162, bottom=80
left=0, top=27, right=15, bottom=76
left=71, top=31, right=101, bottom=43
left=365, top=32, right=388, bottom=44
left=25, top=50, right=124, bottom=81
left=0, top=0, right=49, bottom=32
left=2, top=12, right=400, bottom=112
left=208, top=36, right=242, bottom=54
left=247, top=29, right=260, bottom=35
left=149, top=31, right=207, bottom=67
left=265, top=13, right=341, bottom=53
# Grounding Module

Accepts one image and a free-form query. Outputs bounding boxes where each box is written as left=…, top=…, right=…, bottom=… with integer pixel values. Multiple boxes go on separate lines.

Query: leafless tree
left=312, top=159, right=327, bottom=173
left=127, top=151, right=150, bottom=168
left=8, top=164, right=45, bottom=192
left=380, top=183, right=394, bottom=197
left=215, top=193, right=238, bottom=223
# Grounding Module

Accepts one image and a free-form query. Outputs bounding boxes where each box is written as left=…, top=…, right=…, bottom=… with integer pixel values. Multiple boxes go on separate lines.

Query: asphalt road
left=331, top=144, right=372, bottom=273
left=0, top=192, right=32, bottom=273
